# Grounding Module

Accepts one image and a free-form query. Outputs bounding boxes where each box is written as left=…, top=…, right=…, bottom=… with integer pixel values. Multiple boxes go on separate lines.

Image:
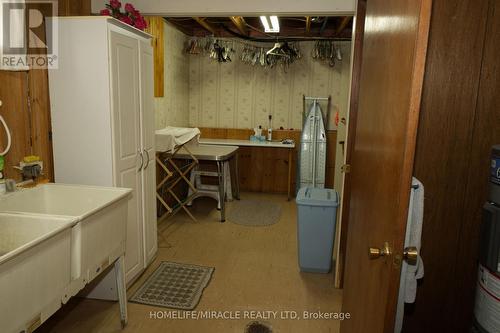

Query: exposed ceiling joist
left=164, top=18, right=192, bottom=35
left=305, top=16, right=312, bottom=34
left=166, top=16, right=353, bottom=39
left=193, top=17, right=216, bottom=34
left=335, top=16, right=352, bottom=36
left=230, top=16, right=248, bottom=35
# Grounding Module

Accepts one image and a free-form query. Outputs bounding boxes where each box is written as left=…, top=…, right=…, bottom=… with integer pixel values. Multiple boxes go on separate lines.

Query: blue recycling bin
left=296, top=187, right=339, bottom=273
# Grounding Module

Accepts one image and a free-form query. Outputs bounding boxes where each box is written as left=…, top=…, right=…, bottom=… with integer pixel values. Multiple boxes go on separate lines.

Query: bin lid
left=296, top=187, right=339, bottom=207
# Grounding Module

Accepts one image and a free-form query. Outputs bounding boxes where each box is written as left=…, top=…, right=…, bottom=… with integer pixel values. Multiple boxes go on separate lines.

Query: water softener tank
left=473, top=145, right=500, bottom=333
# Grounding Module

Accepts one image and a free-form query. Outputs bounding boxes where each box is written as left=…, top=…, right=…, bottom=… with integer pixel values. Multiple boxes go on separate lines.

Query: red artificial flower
left=131, top=9, right=141, bottom=19
left=120, top=15, right=133, bottom=25
left=100, top=8, right=111, bottom=16
left=109, top=0, right=121, bottom=9
left=134, top=16, right=147, bottom=30
left=124, top=3, right=135, bottom=13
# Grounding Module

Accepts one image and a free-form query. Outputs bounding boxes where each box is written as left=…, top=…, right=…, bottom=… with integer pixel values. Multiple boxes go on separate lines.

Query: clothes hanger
left=266, top=42, right=283, bottom=56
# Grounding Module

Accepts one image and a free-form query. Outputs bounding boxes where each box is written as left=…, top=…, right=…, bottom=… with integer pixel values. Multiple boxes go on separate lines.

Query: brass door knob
left=368, top=242, right=392, bottom=259
left=403, top=246, right=418, bottom=265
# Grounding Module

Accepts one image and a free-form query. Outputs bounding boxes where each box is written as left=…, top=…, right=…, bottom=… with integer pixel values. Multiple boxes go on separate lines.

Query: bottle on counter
left=267, top=115, right=273, bottom=141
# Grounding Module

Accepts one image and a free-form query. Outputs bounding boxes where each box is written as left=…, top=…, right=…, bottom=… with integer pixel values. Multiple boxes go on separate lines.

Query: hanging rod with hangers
left=221, top=24, right=351, bottom=42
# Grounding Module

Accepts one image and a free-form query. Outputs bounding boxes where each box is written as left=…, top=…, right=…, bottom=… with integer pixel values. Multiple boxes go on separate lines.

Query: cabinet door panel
left=143, top=158, right=157, bottom=265
left=109, top=31, right=144, bottom=282
left=120, top=168, right=143, bottom=280
left=139, top=39, right=157, bottom=266
left=140, top=40, right=155, bottom=152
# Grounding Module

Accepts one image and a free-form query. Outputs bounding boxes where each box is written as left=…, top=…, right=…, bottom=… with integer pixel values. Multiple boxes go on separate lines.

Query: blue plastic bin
left=296, top=187, right=339, bottom=273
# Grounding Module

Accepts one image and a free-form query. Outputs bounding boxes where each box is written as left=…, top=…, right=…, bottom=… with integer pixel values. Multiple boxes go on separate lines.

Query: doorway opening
left=38, top=12, right=356, bottom=333
left=36, top=0, right=432, bottom=331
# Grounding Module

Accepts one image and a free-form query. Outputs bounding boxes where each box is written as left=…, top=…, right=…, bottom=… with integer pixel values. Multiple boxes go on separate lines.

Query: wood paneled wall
left=58, top=0, right=91, bottom=16
left=0, top=0, right=90, bottom=182
left=199, top=127, right=337, bottom=193
left=0, top=72, right=31, bottom=180
left=404, top=0, right=500, bottom=331
left=144, top=17, right=165, bottom=97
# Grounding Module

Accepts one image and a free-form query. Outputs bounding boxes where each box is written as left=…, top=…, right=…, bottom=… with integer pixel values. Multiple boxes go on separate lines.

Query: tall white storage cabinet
left=47, top=17, right=157, bottom=293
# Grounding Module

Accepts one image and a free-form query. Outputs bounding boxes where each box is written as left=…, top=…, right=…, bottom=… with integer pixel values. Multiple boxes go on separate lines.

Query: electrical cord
left=0, top=100, right=12, bottom=156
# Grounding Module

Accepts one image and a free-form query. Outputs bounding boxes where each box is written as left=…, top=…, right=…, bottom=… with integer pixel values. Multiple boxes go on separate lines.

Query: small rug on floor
left=228, top=200, right=281, bottom=226
left=130, top=261, right=214, bottom=310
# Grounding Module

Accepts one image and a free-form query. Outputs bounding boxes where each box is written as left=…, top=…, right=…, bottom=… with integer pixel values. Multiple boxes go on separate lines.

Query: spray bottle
left=267, top=115, right=273, bottom=141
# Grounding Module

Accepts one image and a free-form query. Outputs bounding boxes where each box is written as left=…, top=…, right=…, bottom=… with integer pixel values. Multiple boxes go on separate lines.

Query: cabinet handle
left=138, top=149, right=144, bottom=171
left=143, top=149, right=150, bottom=170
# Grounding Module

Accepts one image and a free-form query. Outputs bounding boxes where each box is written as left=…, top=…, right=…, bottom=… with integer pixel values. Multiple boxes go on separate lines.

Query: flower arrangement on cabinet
left=100, top=0, right=147, bottom=31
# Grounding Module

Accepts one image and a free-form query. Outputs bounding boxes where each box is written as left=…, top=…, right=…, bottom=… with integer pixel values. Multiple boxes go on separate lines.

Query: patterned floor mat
left=130, top=261, right=214, bottom=310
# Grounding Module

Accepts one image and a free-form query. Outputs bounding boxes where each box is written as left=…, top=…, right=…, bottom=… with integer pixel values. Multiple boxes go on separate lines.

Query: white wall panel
left=154, top=22, right=190, bottom=128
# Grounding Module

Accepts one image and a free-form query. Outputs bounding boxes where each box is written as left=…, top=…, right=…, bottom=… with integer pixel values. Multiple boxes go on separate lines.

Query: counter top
left=199, top=138, right=295, bottom=149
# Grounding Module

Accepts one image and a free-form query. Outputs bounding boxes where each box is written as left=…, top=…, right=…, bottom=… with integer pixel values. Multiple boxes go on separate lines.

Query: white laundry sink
left=0, top=213, right=76, bottom=264
left=0, top=184, right=132, bottom=333
left=0, top=183, right=129, bottom=218
left=0, top=183, right=132, bottom=282
left=0, top=213, right=75, bottom=333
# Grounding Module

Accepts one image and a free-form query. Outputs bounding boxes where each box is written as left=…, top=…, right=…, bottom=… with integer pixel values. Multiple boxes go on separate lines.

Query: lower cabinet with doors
left=47, top=16, right=157, bottom=297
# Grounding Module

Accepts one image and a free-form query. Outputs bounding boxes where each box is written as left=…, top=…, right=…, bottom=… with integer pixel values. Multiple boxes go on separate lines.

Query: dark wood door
left=340, top=0, right=432, bottom=332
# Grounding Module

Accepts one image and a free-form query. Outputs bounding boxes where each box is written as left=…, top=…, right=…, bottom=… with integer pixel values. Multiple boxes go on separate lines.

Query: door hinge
left=341, top=164, right=351, bottom=173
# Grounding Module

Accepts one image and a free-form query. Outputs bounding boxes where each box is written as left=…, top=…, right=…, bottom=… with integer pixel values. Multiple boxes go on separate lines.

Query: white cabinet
left=139, top=40, right=158, bottom=267
left=47, top=17, right=157, bottom=289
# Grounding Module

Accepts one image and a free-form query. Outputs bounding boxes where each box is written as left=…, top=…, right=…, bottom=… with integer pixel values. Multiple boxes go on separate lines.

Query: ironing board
left=299, top=100, right=327, bottom=189
left=173, top=144, right=240, bottom=222
left=155, top=127, right=200, bottom=222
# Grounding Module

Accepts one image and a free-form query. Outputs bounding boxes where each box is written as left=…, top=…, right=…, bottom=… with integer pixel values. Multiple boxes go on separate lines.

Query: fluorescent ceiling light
left=269, top=16, right=280, bottom=32
left=260, top=16, right=270, bottom=32
left=260, top=15, right=279, bottom=33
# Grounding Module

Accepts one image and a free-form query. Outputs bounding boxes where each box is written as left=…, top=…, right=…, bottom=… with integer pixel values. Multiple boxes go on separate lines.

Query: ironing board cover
left=155, top=126, right=201, bottom=153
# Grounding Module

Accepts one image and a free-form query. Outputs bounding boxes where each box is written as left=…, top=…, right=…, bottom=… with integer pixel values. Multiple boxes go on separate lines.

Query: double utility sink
left=0, top=183, right=131, bottom=333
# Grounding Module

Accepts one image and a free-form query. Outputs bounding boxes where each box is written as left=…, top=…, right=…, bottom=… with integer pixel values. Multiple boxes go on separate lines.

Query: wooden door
left=139, top=39, right=157, bottom=266
left=340, top=1, right=432, bottom=332
left=109, top=31, right=144, bottom=283
left=335, top=0, right=367, bottom=288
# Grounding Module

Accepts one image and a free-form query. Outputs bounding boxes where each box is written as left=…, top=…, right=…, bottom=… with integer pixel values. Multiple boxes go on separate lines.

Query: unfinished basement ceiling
left=165, top=16, right=353, bottom=40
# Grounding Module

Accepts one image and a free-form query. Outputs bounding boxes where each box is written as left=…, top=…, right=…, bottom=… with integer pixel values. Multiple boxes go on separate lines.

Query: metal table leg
left=287, top=148, right=293, bottom=201
left=217, top=161, right=226, bottom=222
left=114, top=256, right=128, bottom=328
left=234, top=153, right=240, bottom=200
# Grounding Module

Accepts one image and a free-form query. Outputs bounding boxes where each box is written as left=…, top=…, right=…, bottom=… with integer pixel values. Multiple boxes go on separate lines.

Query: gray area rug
left=130, top=261, right=214, bottom=310
left=228, top=200, right=282, bottom=226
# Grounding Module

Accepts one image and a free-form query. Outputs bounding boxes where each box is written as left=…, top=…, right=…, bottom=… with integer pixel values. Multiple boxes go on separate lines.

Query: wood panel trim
left=145, top=16, right=165, bottom=97
left=28, top=65, right=54, bottom=181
